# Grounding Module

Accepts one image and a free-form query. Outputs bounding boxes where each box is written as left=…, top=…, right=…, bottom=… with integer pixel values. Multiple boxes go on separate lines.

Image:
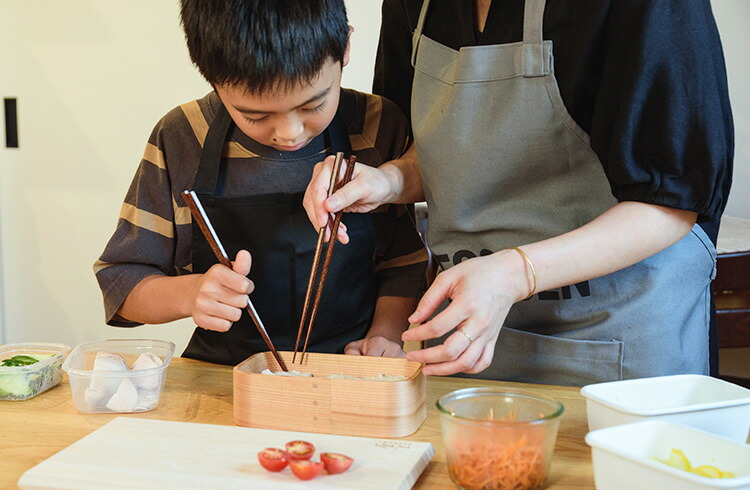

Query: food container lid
left=62, top=339, right=175, bottom=376
left=0, top=342, right=71, bottom=373
left=580, top=374, right=750, bottom=416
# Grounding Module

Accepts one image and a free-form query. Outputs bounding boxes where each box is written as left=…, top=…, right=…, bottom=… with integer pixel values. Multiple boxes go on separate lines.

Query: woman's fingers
left=406, top=273, right=454, bottom=326
left=401, top=252, right=519, bottom=376
left=405, top=328, right=496, bottom=376
left=303, top=155, right=337, bottom=229
left=303, top=156, right=395, bottom=243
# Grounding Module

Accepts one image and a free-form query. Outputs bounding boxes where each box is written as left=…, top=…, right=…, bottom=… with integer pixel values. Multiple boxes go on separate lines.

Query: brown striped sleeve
left=93, top=102, right=203, bottom=326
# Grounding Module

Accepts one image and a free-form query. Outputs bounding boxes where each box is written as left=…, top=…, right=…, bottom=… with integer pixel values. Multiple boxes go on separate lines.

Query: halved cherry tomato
left=285, top=440, right=315, bottom=461
left=289, top=460, right=324, bottom=480
left=257, top=447, right=288, bottom=472
left=320, top=452, right=353, bottom=474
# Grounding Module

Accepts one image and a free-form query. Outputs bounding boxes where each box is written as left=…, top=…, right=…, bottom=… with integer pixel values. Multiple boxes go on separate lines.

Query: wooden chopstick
left=296, top=154, right=357, bottom=364
left=293, top=153, right=345, bottom=363
left=181, top=190, right=289, bottom=372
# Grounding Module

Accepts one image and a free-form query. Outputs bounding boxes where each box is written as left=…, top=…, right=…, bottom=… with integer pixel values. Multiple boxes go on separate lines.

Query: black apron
left=182, top=104, right=377, bottom=365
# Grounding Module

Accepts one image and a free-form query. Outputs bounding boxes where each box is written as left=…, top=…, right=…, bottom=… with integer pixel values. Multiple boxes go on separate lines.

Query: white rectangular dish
left=585, top=420, right=750, bottom=489
left=580, top=374, right=750, bottom=442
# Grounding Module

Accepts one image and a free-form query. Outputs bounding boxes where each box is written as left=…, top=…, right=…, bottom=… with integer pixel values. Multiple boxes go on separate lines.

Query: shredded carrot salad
left=445, top=424, right=548, bottom=490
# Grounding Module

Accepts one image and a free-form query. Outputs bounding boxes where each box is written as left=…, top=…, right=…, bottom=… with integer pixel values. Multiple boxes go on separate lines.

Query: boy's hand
left=344, top=336, right=406, bottom=358
left=303, top=155, right=395, bottom=243
left=190, top=250, right=255, bottom=332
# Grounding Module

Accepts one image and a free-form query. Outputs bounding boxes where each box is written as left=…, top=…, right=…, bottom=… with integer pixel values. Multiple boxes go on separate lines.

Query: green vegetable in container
left=0, top=374, right=32, bottom=396
left=0, top=354, right=59, bottom=400
left=1, top=355, right=47, bottom=367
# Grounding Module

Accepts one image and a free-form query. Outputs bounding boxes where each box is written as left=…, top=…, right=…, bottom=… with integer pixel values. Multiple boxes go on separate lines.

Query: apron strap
left=192, top=103, right=233, bottom=195
left=192, top=97, right=352, bottom=196
left=411, top=0, right=432, bottom=68
left=326, top=109, right=353, bottom=157
left=522, top=0, right=547, bottom=77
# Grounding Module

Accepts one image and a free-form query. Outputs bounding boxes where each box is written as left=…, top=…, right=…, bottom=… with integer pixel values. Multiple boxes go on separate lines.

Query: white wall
left=711, top=0, right=750, bottom=219
left=342, top=1, right=382, bottom=93
left=1, top=1, right=744, bottom=353
left=0, top=1, right=383, bottom=352
left=347, top=1, right=750, bottom=218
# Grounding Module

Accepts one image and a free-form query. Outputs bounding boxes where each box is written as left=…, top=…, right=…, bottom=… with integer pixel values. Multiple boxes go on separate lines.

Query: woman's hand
left=344, top=336, right=406, bottom=358
left=189, top=250, right=255, bottom=332
left=303, top=144, right=424, bottom=243
left=402, top=249, right=531, bottom=376
left=303, top=155, right=397, bottom=243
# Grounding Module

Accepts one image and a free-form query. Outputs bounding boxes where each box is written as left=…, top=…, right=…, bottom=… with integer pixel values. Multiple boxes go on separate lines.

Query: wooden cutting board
left=18, top=417, right=435, bottom=489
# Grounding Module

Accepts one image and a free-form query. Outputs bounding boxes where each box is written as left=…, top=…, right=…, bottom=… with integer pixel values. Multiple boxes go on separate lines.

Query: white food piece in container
left=261, top=369, right=313, bottom=377
left=105, top=378, right=139, bottom=412
left=328, top=373, right=407, bottom=381
left=130, top=352, right=163, bottom=390
left=260, top=369, right=407, bottom=381
left=84, top=352, right=128, bottom=407
left=134, top=389, right=161, bottom=411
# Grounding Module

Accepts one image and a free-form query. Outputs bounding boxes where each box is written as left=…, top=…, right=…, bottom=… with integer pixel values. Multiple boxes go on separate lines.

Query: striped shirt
left=95, top=89, right=428, bottom=327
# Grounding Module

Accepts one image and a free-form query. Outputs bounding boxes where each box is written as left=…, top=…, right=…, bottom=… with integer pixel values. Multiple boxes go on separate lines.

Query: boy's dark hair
left=180, top=0, right=349, bottom=94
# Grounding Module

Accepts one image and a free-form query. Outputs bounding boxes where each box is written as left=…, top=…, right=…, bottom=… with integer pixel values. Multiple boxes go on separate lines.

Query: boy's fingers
left=344, top=340, right=364, bottom=356
left=232, top=250, right=252, bottom=276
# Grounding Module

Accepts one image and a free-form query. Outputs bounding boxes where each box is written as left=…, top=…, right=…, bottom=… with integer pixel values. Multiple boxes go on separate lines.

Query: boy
left=93, top=0, right=428, bottom=365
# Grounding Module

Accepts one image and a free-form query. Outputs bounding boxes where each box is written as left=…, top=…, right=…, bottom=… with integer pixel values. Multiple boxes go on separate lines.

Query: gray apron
left=411, top=0, right=715, bottom=385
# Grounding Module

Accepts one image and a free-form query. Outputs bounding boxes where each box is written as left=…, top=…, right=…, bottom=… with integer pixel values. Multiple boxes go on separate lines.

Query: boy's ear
left=342, top=25, right=354, bottom=68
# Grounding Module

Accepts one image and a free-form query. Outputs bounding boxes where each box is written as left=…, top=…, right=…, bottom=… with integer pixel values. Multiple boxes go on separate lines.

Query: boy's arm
left=118, top=251, right=254, bottom=333
left=95, top=104, right=253, bottom=332
left=345, top=203, right=428, bottom=358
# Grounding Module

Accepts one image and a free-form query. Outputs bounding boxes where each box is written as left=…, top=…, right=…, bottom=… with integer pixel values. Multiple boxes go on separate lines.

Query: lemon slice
left=692, top=465, right=722, bottom=478
left=664, top=449, right=691, bottom=471
left=653, top=449, right=735, bottom=479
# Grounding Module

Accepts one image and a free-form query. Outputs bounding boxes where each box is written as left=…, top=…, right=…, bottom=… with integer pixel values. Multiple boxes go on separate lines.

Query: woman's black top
left=374, top=0, right=734, bottom=242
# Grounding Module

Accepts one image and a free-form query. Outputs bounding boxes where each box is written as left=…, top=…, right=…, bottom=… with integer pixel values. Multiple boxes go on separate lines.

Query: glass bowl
left=437, top=387, right=564, bottom=490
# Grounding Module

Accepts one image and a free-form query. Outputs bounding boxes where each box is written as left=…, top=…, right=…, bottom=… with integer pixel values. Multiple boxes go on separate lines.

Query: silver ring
left=457, top=330, right=472, bottom=344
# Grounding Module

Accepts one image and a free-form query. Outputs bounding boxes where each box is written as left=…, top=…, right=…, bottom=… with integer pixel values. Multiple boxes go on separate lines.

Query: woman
left=304, top=0, right=733, bottom=385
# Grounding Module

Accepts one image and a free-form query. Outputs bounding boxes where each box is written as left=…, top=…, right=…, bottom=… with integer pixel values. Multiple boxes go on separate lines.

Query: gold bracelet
left=507, top=246, right=537, bottom=300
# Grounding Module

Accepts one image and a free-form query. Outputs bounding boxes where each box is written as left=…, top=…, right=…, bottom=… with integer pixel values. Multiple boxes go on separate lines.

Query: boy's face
left=216, top=49, right=349, bottom=152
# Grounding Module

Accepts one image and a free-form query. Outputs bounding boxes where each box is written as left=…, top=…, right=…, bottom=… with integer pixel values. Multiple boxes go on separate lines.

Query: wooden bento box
left=233, top=351, right=426, bottom=438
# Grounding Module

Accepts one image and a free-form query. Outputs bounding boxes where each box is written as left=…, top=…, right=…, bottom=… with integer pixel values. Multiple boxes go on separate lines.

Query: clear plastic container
left=0, top=342, right=71, bottom=401
left=436, top=387, right=564, bottom=490
left=62, top=339, right=174, bottom=413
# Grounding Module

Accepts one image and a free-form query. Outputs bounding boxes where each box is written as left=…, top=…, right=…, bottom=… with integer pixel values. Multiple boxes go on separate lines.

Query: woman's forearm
left=379, top=143, right=426, bottom=204
left=501, top=201, right=699, bottom=301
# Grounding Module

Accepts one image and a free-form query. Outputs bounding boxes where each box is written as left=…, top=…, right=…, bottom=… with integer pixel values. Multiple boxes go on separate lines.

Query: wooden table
left=0, top=357, right=594, bottom=489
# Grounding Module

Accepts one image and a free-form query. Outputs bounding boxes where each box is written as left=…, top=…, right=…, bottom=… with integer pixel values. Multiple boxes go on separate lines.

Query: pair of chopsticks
left=293, top=152, right=357, bottom=364
left=181, top=189, right=289, bottom=372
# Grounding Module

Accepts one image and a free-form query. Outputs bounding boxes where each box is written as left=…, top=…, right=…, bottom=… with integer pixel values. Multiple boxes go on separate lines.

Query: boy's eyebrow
left=234, top=87, right=332, bottom=115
